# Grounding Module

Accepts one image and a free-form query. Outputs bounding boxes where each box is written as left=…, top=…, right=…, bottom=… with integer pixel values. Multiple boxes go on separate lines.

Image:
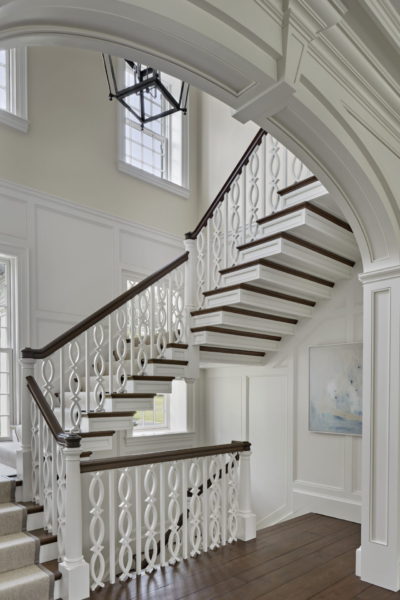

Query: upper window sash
left=0, top=47, right=28, bottom=132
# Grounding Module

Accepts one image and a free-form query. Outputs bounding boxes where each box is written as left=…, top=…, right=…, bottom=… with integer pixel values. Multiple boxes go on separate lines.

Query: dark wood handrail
left=185, top=128, right=266, bottom=240
left=26, top=375, right=81, bottom=448
left=22, top=251, right=189, bottom=360
left=80, top=441, right=251, bottom=473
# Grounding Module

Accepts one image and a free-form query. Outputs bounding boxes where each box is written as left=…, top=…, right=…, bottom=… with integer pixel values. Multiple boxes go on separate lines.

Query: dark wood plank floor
left=90, top=514, right=400, bottom=599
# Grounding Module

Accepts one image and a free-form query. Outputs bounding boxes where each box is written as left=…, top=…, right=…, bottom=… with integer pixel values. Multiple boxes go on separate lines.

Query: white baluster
left=206, top=222, right=212, bottom=291
left=85, top=331, right=90, bottom=413
left=224, top=196, right=229, bottom=269
left=167, top=461, right=181, bottom=564
left=220, top=454, right=227, bottom=546
left=30, top=397, right=40, bottom=503
left=68, top=340, right=82, bottom=432
left=41, top=357, right=55, bottom=410
left=188, top=458, right=202, bottom=557
left=108, top=314, right=113, bottom=395
left=118, top=467, right=133, bottom=581
left=159, top=462, right=166, bottom=567
left=108, top=470, right=116, bottom=584
left=115, top=308, right=128, bottom=392
left=201, top=456, right=209, bottom=552
left=89, top=472, right=106, bottom=590
left=196, top=229, right=206, bottom=308
left=59, top=348, right=65, bottom=429
left=144, top=464, right=158, bottom=572
left=230, top=175, right=241, bottom=266
left=137, top=290, right=150, bottom=375
left=227, top=453, right=239, bottom=542
left=181, top=459, right=188, bottom=560
left=149, top=286, right=155, bottom=360
left=208, top=456, right=222, bottom=549
left=212, top=204, right=222, bottom=288
left=268, top=136, right=282, bottom=213
left=135, top=466, right=142, bottom=577
left=242, top=165, right=247, bottom=246
left=93, top=323, right=106, bottom=412
left=20, top=357, right=36, bottom=501
left=56, top=445, right=66, bottom=560
left=42, top=421, right=53, bottom=531
left=173, top=265, right=185, bottom=344
left=248, top=144, right=260, bottom=241
left=156, top=277, right=167, bottom=357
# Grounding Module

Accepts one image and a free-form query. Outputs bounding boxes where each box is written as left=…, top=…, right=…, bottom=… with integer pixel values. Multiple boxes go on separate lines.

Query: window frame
left=117, top=60, right=190, bottom=198
left=0, top=47, right=28, bottom=133
left=0, top=257, right=16, bottom=441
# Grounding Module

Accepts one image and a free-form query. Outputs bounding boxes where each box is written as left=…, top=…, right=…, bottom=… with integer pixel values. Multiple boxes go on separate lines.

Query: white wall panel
left=35, top=206, right=115, bottom=317
left=0, top=193, right=27, bottom=240
left=203, top=375, right=242, bottom=445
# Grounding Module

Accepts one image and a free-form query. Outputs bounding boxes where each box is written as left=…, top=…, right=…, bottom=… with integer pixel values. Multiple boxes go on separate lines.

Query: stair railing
left=185, top=128, right=312, bottom=307
left=80, top=441, right=253, bottom=591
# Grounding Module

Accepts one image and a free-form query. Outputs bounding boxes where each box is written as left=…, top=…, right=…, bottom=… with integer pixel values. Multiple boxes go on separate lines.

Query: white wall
left=0, top=46, right=200, bottom=238
left=198, top=93, right=258, bottom=216
left=200, top=267, right=363, bottom=527
left=0, top=179, right=182, bottom=351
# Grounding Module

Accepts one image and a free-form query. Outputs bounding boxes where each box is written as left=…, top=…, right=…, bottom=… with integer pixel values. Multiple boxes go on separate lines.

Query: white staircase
left=15, top=128, right=361, bottom=598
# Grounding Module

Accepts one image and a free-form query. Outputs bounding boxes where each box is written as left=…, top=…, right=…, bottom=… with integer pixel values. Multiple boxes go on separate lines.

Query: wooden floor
left=90, top=513, right=400, bottom=599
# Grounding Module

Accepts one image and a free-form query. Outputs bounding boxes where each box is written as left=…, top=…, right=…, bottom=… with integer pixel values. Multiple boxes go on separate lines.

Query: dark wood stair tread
left=83, top=411, right=134, bottom=418
left=127, top=376, right=174, bottom=381
left=277, top=175, right=318, bottom=196
left=7, top=475, right=22, bottom=487
left=20, top=502, right=43, bottom=514
left=166, top=343, right=188, bottom=349
left=237, top=232, right=355, bottom=266
left=30, top=528, right=57, bottom=545
left=148, top=359, right=188, bottom=366
left=220, top=257, right=335, bottom=287
left=79, top=431, right=115, bottom=438
left=199, top=346, right=265, bottom=357
left=191, top=326, right=281, bottom=341
left=106, top=393, right=155, bottom=398
left=41, top=559, right=61, bottom=580
left=257, top=200, right=352, bottom=231
left=191, top=305, right=298, bottom=324
left=203, top=283, right=315, bottom=306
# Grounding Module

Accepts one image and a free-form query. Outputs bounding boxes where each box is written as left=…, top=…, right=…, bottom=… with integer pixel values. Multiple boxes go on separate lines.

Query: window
left=118, top=62, right=189, bottom=197
left=0, top=47, right=28, bottom=132
left=134, top=394, right=169, bottom=430
left=0, top=259, right=13, bottom=439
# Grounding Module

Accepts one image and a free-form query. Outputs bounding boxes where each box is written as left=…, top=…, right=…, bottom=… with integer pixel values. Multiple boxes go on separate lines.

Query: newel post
left=19, top=357, right=36, bottom=501
left=184, top=238, right=199, bottom=380
left=237, top=446, right=256, bottom=541
left=59, top=442, right=90, bottom=600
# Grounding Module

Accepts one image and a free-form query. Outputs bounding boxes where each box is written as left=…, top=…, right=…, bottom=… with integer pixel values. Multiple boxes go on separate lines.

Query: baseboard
left=292, top=486, right=361, bottom=523
left=257, top=505, right=294, bottom=530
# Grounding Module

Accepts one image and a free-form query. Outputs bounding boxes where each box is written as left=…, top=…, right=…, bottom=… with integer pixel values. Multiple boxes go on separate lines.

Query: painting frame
left=308, top=342, right=363, bottom=436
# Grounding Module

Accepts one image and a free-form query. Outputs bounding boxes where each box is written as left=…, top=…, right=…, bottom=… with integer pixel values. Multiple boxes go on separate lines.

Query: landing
left=90, top=513, right=399, bottom=599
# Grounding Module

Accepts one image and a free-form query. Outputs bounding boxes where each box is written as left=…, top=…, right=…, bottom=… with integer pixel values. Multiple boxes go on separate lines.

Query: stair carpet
left=191, top=189, right=359, bottom=366
left=0, top=476, right=59, bottom=600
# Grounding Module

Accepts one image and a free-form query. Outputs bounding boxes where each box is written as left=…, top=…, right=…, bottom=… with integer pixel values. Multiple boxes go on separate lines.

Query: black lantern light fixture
left=102, top=55, right=190, bottom=129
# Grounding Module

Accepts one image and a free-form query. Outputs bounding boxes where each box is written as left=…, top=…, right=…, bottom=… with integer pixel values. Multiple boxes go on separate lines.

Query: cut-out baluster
left=68, top=340, right=82, bottom=432
left=137, top=290, right=150, bottom=375
left=167, top=461, right=181, bottom=564
left=115, top=308, right=128, bottom=392
left=155, top=277, right=167, bottom=358
left=41, top=357, right=55, bottom=409
left=268, top=136, right=281, bottom=213
left=196, top=229, right=206, bottom=308
left=56, top=445, right=66, bottom=560
left=248, top=145, right=260, bottom=241
left=92, top=323, right=106, bottom=411
left=230, top=175, right=241, bottom=266
left=188, top=459, right=202, bottom=557
left=42, top=422, right=54, bottom=531
left=118, top=468, right=134, bottom=581
left=89, top=471, right=106, bottom=590
left=144, top=465, right=158, bottom=573
left=208, top=456, right=222, bottom=549
left=172, top=265, right=185, bottom=344
left=227, top=453, right=239, bottom=542
left=212, top=204, right=223, bottom=288
left=31, top=400, right=40, bottom=503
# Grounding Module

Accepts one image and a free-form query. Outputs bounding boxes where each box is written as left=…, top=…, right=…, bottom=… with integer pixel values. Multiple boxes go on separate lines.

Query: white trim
left=0, top=108, right=28, bottom=132
left=0, top=177, right=182, bottom=251
left=118, top=159, right=190, bottom=198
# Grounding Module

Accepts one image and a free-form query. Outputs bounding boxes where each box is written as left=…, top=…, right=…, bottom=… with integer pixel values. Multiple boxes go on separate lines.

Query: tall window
left=0, top=260, right=13, bottom=439
left=0, top=48, right=28, bottom=132
left=118, top=62, right=188, bottom=197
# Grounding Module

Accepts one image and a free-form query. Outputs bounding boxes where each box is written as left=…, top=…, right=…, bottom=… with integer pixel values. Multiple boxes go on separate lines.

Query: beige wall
left=0, top=46, right=201, bottom=237
left=198, top=92, right=258, bottom=216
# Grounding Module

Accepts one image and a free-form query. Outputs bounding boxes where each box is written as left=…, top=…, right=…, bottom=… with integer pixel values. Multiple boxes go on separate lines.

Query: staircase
left=13, top=129, right=360, bottom=599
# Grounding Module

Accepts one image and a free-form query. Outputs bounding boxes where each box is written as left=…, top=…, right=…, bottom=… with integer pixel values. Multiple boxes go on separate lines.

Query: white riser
left=191, top=310, right=296, bottom=336
left=39, top=541, right=58, bottom=563
left=27, top=512, right=43, bottom=531
left=54, top=580, right=61, bottom=600
left=80, top=435, right=114, bottom=452
left=200, top=350, right=266, bottom=368
left=80, top=415, right=134, bottom=433
left=126, top=379, right=172, bottom=394
left=192, top=330, right=280, bottom=352
left=239, top=237, right=353, bottom=280
left=221, top=262, right=332, bottom=301
left=145, top=363, right=187, bottom=377
left=164, top=347, right=188, bottom=360
left=103, top=397, right=153, bottom=411
left=258, top=208, right=359, bottom=260
left=204, top=288, right=313, bottom=319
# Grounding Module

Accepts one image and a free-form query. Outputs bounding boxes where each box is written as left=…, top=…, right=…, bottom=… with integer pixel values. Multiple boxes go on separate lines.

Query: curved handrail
left=26, top=375, right=81, bottom=447
left=80, top=440, right=250, bottom=473
left=22, top=251, right=189, bottom=360
left=185, top=128, right=266, bottom=240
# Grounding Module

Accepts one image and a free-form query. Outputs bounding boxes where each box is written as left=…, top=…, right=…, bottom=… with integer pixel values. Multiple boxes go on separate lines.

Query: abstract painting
left=309, top=343, right=362, bottom=435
